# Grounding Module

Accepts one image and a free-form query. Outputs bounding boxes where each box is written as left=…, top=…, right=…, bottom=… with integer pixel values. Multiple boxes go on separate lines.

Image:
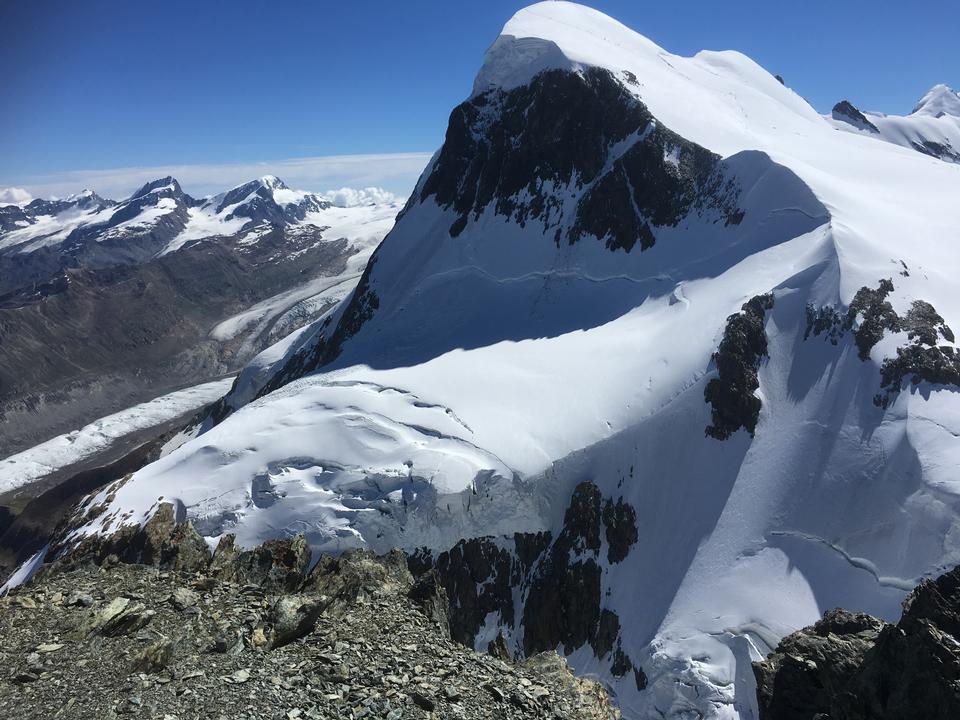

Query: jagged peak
left=911, top=83, right=960, bottom=118
left=129, top=176, right=183, bottom=200
left=257, top=174, right=288, bottom=190
left=831, top=99, right=879, bottom=133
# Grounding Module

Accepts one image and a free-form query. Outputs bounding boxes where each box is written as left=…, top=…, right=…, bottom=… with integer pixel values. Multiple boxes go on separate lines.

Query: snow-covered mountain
left=0, top=176, right=402, bottom=458
left=0, top=174, right=349, bottom=282
left=827, top=83, right=960, bottom=162
left=27, top=3, right=960, bottom=719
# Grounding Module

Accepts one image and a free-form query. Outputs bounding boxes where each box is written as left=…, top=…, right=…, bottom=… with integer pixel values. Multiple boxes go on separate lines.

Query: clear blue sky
left=1, top=0, right=956, bottom=197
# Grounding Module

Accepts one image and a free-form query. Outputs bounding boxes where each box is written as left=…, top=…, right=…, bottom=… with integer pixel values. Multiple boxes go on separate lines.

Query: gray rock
left=82, top=597, right=155, bottom=637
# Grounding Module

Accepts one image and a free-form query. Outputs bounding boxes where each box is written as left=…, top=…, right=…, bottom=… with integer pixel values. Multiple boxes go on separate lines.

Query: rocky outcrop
left=423, top=67, right=741, bottom=247
left=209, top=533, right=312, bottom=592
left=804, top=279, right=960, bottom=407
left=0, top=537, right=620, bottom=719
left=62, top=501, right=210, bottom=573
left=753, top=565, right=960, bottom=719
left=410, top=481, right=643, bottom=687
left=704, top=293, right=774, bottom=439
left=831, top=100, right=880, bottom=133
left=911, top=139, right=960, bottom=163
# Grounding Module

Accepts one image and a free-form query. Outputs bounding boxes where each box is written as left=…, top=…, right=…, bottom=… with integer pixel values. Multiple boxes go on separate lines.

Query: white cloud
left=0, top=187, right=33, bottom=206
left=0, top=152, right=433, bottom=202
left=321, top=186, right=403, bottom=208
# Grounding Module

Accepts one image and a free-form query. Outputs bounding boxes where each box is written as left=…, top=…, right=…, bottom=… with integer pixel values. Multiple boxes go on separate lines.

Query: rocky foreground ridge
left=0, top=506, right=618, bottom=720
left=754, top=564, right=960, bottom=719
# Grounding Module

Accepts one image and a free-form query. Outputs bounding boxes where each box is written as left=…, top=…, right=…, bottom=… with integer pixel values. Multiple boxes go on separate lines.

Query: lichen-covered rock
left=80, top=596, right=155, bottom=638
left=53, top=501, right=211, bottom=573
left=268, top=594, right=323, bottom=649
left=306, top=548, right=411, bottom=605
left=0, top=544, right=619, bottom=719
left=210, top=532, right=311, bottom=591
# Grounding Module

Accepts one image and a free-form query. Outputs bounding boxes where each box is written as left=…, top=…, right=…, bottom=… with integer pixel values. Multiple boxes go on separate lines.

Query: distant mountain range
left=0, top=175, right=402, bottom=457
left=827, top=83, right=960, bottom=162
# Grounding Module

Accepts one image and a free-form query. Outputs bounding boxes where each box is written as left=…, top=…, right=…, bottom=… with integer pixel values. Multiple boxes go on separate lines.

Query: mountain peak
left=831, top=100, right=879, bottom=133
left=258, top=175, right=288, bottom=190
left=911, top=83, right=960, bottom=118
left=129, top=176, right=183, bottom=200
left=472, top=1, right=663, bottom=96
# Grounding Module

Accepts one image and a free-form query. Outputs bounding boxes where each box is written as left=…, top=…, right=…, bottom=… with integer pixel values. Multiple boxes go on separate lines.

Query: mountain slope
left=0, top=177, right=401, bottom=458
left=34, top=4, right=960, bottom=719
left=827, top=84, right=960, bottom=162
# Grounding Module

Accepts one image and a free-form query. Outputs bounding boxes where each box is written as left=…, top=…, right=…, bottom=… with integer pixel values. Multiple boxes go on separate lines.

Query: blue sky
left=1, top=0, right=955, bottom=199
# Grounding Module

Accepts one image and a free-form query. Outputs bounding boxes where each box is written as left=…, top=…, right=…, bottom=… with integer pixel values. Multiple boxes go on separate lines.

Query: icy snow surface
left=62, top=3, right=960, bottom=719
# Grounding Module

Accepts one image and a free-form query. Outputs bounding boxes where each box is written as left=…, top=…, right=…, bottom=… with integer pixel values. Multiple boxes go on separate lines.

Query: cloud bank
left=0, top=187, right=33, bottom=206
left=1, top=153, right=433, bottom=201
left=321, top=187, right=403, bottom=208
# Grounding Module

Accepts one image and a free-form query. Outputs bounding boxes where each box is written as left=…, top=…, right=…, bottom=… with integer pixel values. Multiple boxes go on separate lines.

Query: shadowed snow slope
left=54, top=3, right=960, bottom=719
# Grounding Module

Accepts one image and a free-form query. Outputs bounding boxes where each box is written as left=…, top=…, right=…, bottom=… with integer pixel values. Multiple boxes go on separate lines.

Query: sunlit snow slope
left=59, top=3, right=960, bottom=719
left=826, top=84, right=960, bottom=163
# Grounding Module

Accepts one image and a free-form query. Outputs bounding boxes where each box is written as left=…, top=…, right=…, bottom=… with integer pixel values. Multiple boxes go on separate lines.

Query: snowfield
left=45, top=3, right=960, bottom=719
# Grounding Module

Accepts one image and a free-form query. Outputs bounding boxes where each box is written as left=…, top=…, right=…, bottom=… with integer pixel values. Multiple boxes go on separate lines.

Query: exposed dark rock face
left=754, top=565, right=960, bottom=720
left=523, top=482, right=605, bottom=657
left=419, top=536, right=519, bottom=647
left=210, top=533, right=312, bottom=592
left=877, top=344, right=960, bottom=407
left=251, top=67, right=746, bottom=402
left=904, top=300, right=955, bottom=345
left=805, top=280, right=960, bottom=407
left=423, top=67, right=741, bottom=249
left=804, top=303, right=846, bottom=344
left=847, top=279, right=900, bottom=360
left=602, top=497, right=638, bottom=563
left=410, top=482, right=641, bottom=681
left=61, top=501, right=210, bottom=574
left=704, top=293, right=774, bottom=439
left=831, top=100, right=880, bottom=133
left=911, top=139, right=960, bottom=163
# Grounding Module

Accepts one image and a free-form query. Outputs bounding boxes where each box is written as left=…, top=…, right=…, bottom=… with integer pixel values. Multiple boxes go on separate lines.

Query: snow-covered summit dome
left=911, top=83, right=960, bottom=117
left=257, top=174, right=289, bottom=190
